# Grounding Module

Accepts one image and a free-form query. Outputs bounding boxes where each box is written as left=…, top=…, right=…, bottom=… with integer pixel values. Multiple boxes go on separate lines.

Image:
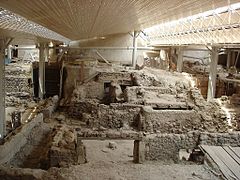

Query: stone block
left=133, top=140, right=145, bottom=163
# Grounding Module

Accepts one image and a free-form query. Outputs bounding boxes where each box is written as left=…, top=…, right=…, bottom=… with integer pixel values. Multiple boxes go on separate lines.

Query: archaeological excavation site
left=1, top=1, right=240, bottom=179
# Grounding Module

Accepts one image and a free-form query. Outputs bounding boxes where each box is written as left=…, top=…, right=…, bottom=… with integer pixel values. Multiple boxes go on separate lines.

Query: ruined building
left=0, top=1, right=240, bottom=180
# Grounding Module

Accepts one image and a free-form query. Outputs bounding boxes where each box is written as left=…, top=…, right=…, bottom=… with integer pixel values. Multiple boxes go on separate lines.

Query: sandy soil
left=55, top=140, right=219, bottom=180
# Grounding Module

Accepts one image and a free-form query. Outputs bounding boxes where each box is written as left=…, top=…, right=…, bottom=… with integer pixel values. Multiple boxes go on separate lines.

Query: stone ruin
left=67, top=67, right=230, bottom=134
left=58, top=66, right=238, bottom=164
left=49, top=125, right=86, bottom=167
left=0, top=66, right=239, bottom=179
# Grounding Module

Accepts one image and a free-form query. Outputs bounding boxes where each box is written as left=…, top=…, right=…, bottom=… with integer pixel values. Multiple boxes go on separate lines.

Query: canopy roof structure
left=0, top=0, right=239, bottom=45
left=145, top=2, right=240, bottom=45
left=0, top=7, right=70, bottom=43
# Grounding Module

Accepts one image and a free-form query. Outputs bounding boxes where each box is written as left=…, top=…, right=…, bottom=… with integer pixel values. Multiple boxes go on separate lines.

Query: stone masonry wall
left=0, top=114, right=43, bottom=164
left=69, top=101, right=141, bottom=130
left=5, top=76, right=30, bottom=93
left=144, top=132, right=199, bottom=162
left=71, top=71, right=133, bottom=101
left=49, top=125, right=86, bottom=167
left=124, top=86, right=176, bottom=103
left=199, top=132, right=240, bottom=146
left=140, top=106, right=201, bottom=133
left=97, top=104, right=141, bottom=129
left=98, top=72, right=133, bottom=84
left=143, top=131, right=240, bottom=162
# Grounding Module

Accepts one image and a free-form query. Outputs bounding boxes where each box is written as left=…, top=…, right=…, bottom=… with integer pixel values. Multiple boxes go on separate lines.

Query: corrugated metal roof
left=0, top=0, right=238, bottom=40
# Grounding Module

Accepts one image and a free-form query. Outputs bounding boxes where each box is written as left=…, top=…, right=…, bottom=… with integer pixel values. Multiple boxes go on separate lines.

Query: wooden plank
left=200, top=145, right=236, bottom=180
left=231, top=147, right=240, bottom=159
left=223, top=146, right=240, bottom=166
left=212, top=146, right=240, bottom=179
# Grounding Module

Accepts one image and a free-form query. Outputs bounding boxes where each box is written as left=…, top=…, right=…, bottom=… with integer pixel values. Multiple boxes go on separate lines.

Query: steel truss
left=145, top=3, right=240, bottom=45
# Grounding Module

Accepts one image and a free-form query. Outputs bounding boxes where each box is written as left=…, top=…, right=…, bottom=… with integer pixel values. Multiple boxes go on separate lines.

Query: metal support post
left=207, top=47, right=219, bottom=101
left=226, top=49, right=231, bottom=70
left=39, top=43, right=47, bottom=99
left=177, top=47, right=184, bottom=72
left=132, top=31, right=139, bottom=69
left=7, top=45, right=12, bottom=60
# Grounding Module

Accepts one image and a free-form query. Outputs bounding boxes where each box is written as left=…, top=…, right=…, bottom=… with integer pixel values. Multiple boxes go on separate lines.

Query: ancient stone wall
left=49, top=125, right=86, bottom=167
left=140, top=106, right=201, bottom=133
left=5, top=63, right=32, bottom=108
left=72, top=81, right=104, bottom=100
left=70, top=71, right=133, bottom=102
left=0, top=114, right=43, bottom=164
left=98, top=72, right=133, bottom=84
left=144, top=132, right=199, bottom=162
left=69, top=101, right=141, bottom=130
left=199, top=132, right=240, bottom=146
left=97, top=104, right=141, bottom=129
left=124, top=86, right=177, bottom=104
left=5, top=76, right=30, bottom=93
left=143, top=131, right=240, bottom=162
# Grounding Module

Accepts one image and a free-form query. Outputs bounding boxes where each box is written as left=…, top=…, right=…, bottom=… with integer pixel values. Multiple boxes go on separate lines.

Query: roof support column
left=39, top=43, right=47, bottom=99
left=231, top=51, right=236, bottom=68
left=132, top=31, right=140, bottom=69
left=7, top=45, right=12, bottom=60
left=207, top=47, right=219, bottom=101
left=226, top=49, right=231, bottom=70
left=177, top=47, right=184, bottom=73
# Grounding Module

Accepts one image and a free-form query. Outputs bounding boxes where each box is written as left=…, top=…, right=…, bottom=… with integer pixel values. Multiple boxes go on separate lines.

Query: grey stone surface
left=0, top=114, right=43, bottom=164
left=140, top=107, right=201, bottom=133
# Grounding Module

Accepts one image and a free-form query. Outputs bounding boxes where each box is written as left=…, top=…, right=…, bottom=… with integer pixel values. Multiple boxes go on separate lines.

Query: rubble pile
left=132, top=68, right=190, bottom=93
left=124, top=86, right=188, bottom=108
left=190, top=88, right=229, bottom=132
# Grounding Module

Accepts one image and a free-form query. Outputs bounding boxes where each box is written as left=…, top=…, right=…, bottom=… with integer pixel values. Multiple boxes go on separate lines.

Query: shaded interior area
left=0, top=1, right=240, bottom=180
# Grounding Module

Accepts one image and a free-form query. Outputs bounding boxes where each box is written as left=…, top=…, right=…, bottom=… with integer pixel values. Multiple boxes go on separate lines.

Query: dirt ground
left=55, top=140, right=219, bottom=180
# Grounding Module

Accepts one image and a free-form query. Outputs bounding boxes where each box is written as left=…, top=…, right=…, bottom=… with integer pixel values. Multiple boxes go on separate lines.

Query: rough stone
left=108, top=141, right=117, bottom=149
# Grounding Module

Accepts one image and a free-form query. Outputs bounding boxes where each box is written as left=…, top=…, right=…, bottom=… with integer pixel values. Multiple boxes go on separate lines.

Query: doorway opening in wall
left=102, top=82, right=111, bottom=104
left=82, top=140, right=135, bottom=164
left=120, top=85, right=127, bottom=91
left=104, top=82, right=111, bottom=95
left=179, top=149, right=204, bottom=164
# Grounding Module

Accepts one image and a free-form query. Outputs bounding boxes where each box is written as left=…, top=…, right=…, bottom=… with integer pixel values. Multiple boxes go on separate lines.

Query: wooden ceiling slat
left=0, top=0, right=239, bottom=40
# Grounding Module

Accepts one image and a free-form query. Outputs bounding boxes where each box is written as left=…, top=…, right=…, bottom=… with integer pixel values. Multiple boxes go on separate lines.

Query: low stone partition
left=199, top=132, right=240, bottom=146
left=124, top=86, right=176, bottom=103
left=124, top=86, right=190, bottom=109
left=0, top=165, right=47, bottom=179
left=78, top=129, right=142, bottom=140
left=97, top=104, right=141, bottom=129
left=139, top=131, right=240, bottom=163
left=140, top=106, right=201, bottom=133
left=143, top=132, right=200, bottom=163
left=69, top=101, right=141, bottom=130
left=0, top=114, right=43, bottom=164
